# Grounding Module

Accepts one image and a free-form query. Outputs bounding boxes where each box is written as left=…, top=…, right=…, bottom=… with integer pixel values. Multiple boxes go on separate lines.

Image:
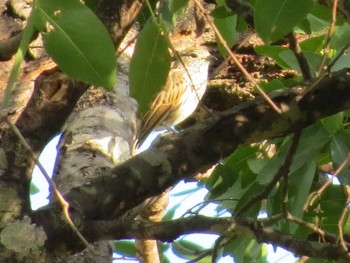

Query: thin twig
left=317, top=0, right=339, bottom=75
left=211, top=235, right=225, bottom=263
left=287, top=32, right=312, bottom=81
left=183, top=198, right=238, bottom=217
left=327, top=43, right=350, bottom=70
left=258, top=213, right=284, bottom=226
left=304, top=153, right=350, bottom=210
left=286, top=213, right=327, bottom=241
left=209, top=32, right=257, bottom=79
left=299, top=71, right=328, bottom=99
left=287, top=211, right=350, bottom=250
left=300, top=0, right=339, bottom=97
left=185, top=249, right=212, bottom=263
left=192, top=0, right=282, bottom=114
left=4, top=117, right=94, bottom=252
left=186, top=235, right=235, bottom=263
left=338, top=185, right=350, bottom=252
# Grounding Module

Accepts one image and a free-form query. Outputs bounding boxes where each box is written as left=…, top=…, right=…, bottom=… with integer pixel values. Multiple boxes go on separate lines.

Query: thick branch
left=63, top=69, right=350, bottom=220
left=95, top=0, right=145, bottom=47
left=89, top=215, right=350, bottom=261
left=31, top=69, right=350, bottom=255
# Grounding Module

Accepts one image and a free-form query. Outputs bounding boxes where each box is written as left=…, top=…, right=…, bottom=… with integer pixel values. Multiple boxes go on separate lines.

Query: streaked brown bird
left=136, top=47, right=213, bottom=148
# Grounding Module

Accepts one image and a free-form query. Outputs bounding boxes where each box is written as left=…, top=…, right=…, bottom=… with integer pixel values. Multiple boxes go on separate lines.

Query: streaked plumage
left=137, top=47, right=213, bottom=147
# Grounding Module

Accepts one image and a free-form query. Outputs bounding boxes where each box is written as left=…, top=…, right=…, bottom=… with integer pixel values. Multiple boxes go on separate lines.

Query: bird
left=136, top=46, right=214, bottom=148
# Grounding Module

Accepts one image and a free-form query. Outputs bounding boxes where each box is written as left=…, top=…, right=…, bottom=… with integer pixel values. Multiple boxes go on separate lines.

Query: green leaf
left=162, top=203, right=180, bottom=221
left=331, top=130, right=350, bottom=184
left=33, top=0, right=116, bottom=90
left=114, top=240, right=137, bottom=258
left=30, top=182, right=40, bottom=195
left=321, top=112, right=344, bottom=134
left=306, top=185, right=346, bottom=233
left=255, top=0, right=315, bottom=43
left=213, top=6, right=237, bottom=57
left=279, top=49, right=322, bottom=76
left=289, top=123, right=330, bottom=173
left=255, top=45, right=291, bottom=69
left=169, top=0, right=189, bottom=13
left=158, top=242, right=171, bottom=263
left=158, top=1, right=189, bottom=30
left=288, top=162, right=316, bottom=220
left=259, top=79, right=285, bottom=92
left=331, top=23, right=350, bottom=50
left=2, top=13, right=36, bottom=108
left=224, top=236, right=267, bottom=263
left=130, top=21, right=171, bottom=116
left=343, top=211, right=350, bottom=234
left=258, top=124, right=328, bottom=218
left=299, top=35, right=325, bottom=53
left=303, top=3, right=333, bottom=33
left=330, top=50, right=350, bottom=72
left=233, top=182, right=263, bottom=216
left=206, top=163, right=236, bottom=197
left=206, top=146, right=257, bottom=198
left=172, top=238, right=205, bottom=259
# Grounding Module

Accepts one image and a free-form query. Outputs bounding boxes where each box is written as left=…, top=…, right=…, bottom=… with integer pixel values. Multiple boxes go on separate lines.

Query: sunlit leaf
left=255, top=0, right=314, bottom=43
left=130, top=20, right=171, bottom=116
left=259, top=79, right=285, bottom=92
left=212, top=5, right=237, bottom=56
left=206, top=146, right=257, bottom=198
left=300, top=35, right=325, bottom=53
left=33, top=0, right=116, bottom=90
left=158, top=242, right=171, bottom=263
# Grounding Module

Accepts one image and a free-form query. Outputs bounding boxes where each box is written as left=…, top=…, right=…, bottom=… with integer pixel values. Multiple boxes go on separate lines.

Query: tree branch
left=88, top=215, right=350, bottom=261
left=31, top=69, right=350, bottom=256
left=236, top=217, right=350, bottom=261
left=64, top=69, right=350, bottom=220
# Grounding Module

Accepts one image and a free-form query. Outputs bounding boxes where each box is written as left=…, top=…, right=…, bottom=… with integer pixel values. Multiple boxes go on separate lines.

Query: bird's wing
left=137, top=70, right=186, bottom=146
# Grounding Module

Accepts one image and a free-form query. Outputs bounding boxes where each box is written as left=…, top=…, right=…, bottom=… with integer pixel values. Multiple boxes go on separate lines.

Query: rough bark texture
left=29, top=69, right=350, bottom=261
left=2, top=0, right=350, bottom=262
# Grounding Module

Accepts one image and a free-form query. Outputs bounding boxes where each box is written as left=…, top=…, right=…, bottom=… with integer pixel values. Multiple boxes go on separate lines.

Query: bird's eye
left=189, top=52, right=198, bottom=58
